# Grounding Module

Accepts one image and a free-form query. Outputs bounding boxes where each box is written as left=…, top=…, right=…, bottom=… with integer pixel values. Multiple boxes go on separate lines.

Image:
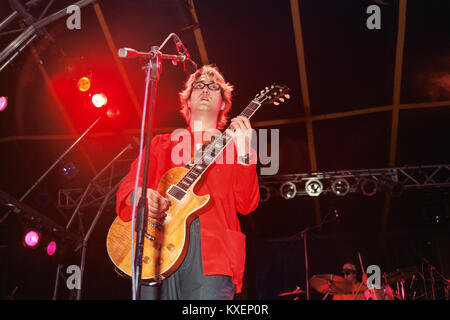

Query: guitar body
left=106, top=166, right=210, bottom=281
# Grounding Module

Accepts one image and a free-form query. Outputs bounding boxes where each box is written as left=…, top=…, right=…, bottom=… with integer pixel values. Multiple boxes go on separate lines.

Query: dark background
left=0, top=0, right=449, bottom=300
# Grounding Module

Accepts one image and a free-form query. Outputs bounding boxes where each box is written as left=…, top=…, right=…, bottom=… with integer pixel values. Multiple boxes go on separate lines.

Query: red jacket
left=115, top=128, right=260, bottom=293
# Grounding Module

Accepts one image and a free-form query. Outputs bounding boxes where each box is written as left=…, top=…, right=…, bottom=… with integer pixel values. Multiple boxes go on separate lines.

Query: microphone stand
left=124, top=33, right=193, bottom=300
left=132, top=46, right=160, bottom=301
left=422, top=257, right=449, bottom=300
left=290, top=208, right=339, bottom=300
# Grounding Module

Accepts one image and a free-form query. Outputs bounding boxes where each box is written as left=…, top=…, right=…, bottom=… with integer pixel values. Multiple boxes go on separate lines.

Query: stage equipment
left=384, top=267, right=418, bottom=283
left=0, top=0, right=97, bottom=72
left=331, top=178, right=350, bottom=196
left=0, top=188, right=82, bottom=246
left=62, top=162, right=78, bottom=179
left=91, top=93, right=107, bottom=108
left=52, top=144, right=134, bottom=300
left=46, top=240, right=57, bottom=256
left=23, top=229, right=40, bottom=247
left=279, top=182, right=296, bottom=199
left=379, top=176, right=405, bottom=198
left=309, top=274, right=354, bottom=299
left=278, top=286, right=305, bottom=297
left=0, top=109, right=117, bottom=246
left=422, top=258, right=449, bottom=300
left=259, top=185, right=271, bottom=203
left=117, top=33, right=201, bottom=300
left=258, top=164, right=450, bottom=199
left=0, top=96, right=7, bottom=111
left=77, top=76, right=91, bottom=92
left=288, top=208, right=340, bottom=300
left=360, top=178, right=378, bottom=197
left=305, top=178, right=323, bottom=197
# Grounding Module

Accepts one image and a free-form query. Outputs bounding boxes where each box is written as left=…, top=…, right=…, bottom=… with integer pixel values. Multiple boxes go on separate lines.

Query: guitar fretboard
left=176, top=100, right=262, bottom=191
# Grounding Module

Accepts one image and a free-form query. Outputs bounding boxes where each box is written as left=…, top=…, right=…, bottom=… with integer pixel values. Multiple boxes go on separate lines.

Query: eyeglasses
left=192, top=81, right=221, bottom=91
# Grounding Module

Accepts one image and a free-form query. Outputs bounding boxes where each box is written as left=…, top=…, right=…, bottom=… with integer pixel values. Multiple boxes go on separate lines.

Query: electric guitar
left=106, top=84, right=290, bottom=282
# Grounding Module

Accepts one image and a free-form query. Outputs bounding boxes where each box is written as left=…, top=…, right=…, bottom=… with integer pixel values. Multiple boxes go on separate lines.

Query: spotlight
left=0, top=96, right=7, bottom=111
left=360, top=178, right=377, bottom=197
left=23, top=230, right=40, bottom=248
left=106, top=106, right=121, bottom=119
left=280, top=182, right=297, bottom=200
left=35, top=192, right=50, bottom=207
left=305, top=179, right=323, bottom=197
left=388, top=181, right=405, bottom=198
left=77, top=76, right=91, bottom=92
left=259, top=185, right=271, bottom=202
left=92, top=93, right=107, bottom=108
left=380, top=178, right=405, bottom=198
left=331, top=178, right=350, bottom=196
left=46, top=241, right=57, bottom=256
left=62, top=162, right=78, bottom=179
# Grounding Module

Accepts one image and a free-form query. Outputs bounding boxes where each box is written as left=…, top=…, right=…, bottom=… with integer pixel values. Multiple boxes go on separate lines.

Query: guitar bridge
left=148, top=220, right=163, bottom=232
left=144, top=232, right=155, bottom=241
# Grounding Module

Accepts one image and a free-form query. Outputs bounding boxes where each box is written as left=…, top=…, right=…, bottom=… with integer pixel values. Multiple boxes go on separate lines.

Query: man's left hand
left=228, top=116, right=252, bottom=157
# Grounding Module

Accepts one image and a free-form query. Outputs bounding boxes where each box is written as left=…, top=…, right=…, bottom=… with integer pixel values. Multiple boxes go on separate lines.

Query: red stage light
left=106, top=106, right=120, bottom=119
left=78, top=76, right=91, bottom=92
left=92, top=93, right=107, bottom=108
left=24, top=230, right=40, bottom=247
left=0, top=96, right=7, bottom=111
left=46, top=241, right=57, bottom=256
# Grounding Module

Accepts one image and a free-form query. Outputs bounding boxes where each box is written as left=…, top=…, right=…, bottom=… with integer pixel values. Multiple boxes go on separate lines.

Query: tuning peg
left=273, top=101, right=280, bottom=106
left=285, top=94, right=290, bottom=99
left=279, top=98, right=285, bottom=103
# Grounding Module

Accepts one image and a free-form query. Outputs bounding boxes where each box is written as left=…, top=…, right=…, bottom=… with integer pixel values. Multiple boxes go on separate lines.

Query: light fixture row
left=259, top=177, right=405, bottom=202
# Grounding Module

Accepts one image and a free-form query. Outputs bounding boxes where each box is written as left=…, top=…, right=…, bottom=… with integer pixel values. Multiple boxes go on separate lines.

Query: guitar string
left=175, top=100, right=262, bottom=192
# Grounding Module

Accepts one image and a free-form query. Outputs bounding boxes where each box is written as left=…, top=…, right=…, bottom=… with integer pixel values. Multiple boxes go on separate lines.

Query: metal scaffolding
left=259, top=164, right=450, bottom=200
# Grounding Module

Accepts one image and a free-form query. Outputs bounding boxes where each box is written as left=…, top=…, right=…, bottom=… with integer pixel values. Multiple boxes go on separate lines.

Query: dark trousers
left=140, top=218, right=235, bottom=300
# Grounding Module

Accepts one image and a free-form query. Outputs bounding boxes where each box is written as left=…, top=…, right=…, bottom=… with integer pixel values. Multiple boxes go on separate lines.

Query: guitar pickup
left=148, top=220, right=163, bottom=232
left=167, top=185, right=187, bottom=201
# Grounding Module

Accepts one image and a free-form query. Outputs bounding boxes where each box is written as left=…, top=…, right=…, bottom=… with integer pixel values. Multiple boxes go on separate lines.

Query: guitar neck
left=175, top=100, right=262, bottom=192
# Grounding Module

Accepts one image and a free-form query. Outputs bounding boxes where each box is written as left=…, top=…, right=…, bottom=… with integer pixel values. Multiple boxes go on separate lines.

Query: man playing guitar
left=115, top=65, right=260, bottom=299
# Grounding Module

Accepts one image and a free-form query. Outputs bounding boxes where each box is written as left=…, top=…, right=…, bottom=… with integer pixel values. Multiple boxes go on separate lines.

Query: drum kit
left=278, top=266, right=420, bottom=300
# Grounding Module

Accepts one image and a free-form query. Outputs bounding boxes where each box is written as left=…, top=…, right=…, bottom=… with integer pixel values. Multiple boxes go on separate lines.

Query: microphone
left=117, top=48, right=154, bottom=59
left=172, top=34, right=197, bottom=74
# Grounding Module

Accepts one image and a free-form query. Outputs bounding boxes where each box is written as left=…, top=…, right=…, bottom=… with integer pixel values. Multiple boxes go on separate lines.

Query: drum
left=364, top=285, right=394, bottom=300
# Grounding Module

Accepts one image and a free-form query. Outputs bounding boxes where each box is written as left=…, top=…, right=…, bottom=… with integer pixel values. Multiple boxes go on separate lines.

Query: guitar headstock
left=254, top=83, right=290, bottom=106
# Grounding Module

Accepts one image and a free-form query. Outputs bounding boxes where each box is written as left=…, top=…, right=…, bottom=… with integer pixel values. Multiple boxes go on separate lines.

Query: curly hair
left=178, top=64, right=234, bottom=130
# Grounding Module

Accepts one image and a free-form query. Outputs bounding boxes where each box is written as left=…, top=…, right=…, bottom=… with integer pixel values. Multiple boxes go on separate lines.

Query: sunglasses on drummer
left=343, top=269, right=356, bottom=275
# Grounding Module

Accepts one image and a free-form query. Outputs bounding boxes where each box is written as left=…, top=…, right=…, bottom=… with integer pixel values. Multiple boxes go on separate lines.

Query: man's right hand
left=126, top=187, right=170, bottom=219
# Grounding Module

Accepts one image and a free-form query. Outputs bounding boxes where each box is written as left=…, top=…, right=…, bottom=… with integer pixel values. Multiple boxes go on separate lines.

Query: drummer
left=333, top=263, right=366, bottom=300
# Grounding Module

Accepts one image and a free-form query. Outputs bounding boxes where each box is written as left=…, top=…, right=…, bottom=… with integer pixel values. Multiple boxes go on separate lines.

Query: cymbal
left=279, top=286, right=306, bottom=296
left=309, top=274, right=354, bottom=294
left=383, top=266, right=419, bottom=284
